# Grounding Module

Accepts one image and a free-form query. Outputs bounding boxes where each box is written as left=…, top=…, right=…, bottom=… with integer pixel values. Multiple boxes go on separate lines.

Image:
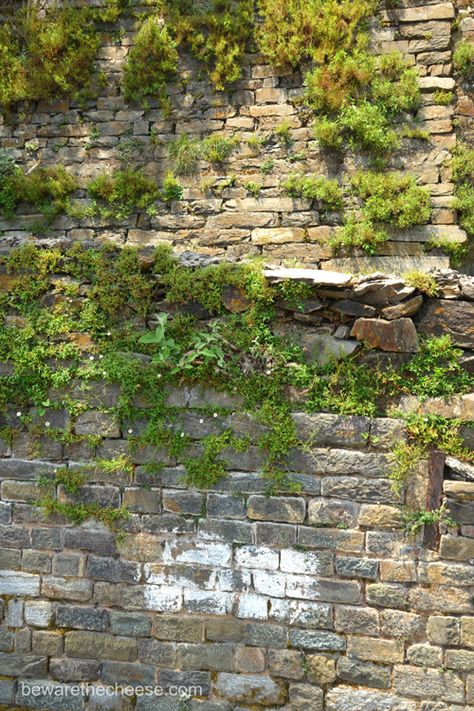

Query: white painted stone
left=236, top=593, right=269, bottom=620
left=183, top=589, right=232, bottom=615
left=280, top=549, right=324, bottom=575
left=142, top=585, right=182, bottom=612
left=163, top=540, right=232, bottom=568
left=235, top=545, right=279, bottom=570
left=253, top=571, right=286, bottom=598
left=264, top=267, right=352, bottom=285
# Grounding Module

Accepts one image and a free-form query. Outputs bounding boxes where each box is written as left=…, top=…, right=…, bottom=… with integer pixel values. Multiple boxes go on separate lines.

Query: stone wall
left=0, top=259, right=473, bottom=710
left=0, top=401, right=473, bottom=710
left=0, top=0, right=472, bottom=274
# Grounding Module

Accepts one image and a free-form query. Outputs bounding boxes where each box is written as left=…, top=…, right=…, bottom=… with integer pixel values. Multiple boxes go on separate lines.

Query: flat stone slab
left=324, top=256, right=450, bottom=275
left=263, top=267, right=352, bottom=286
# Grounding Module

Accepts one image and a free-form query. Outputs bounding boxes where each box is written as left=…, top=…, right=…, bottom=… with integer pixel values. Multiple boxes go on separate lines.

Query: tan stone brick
left=462, top=617, right=474, bottom=649
left=347, top=636, right=404, bottom=664
left=380, top=560, right=417, bottom=582
left=307, top=654, right=337, bottom=685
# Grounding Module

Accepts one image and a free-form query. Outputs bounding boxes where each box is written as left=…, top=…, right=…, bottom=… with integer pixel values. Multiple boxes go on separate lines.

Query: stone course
left=0, top=0, right=472, bottom=274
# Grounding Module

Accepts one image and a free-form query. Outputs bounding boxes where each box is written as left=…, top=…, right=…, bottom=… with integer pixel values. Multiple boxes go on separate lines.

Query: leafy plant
left=244, top=181, right=262, bottom=197
left=453, top=40, right=474, bottom=79
left=169, top=135, right=203, bottom=176
left=0, top=163, right=77, bottom=222
left=87, top=168, right=160, bottom=218
left=282, top=174, right=343, bottom=210
left=350, top=171, right=431, bottom=228
left=401, top=336, right=473, bottom=399
left=404, top=505, right=456, bottom=536
left=330, top=217, right=388, bottom=255
left=122, top=17, right=178, bottom=109
left=138, top=313, right=181, bottom=366
left=433, top=90, right=453, bottom=106
left=452, top=144, right=474, bottom=238
left=403, top=270, right=438, bottom=297
left=0, top=1, right=101, bottom=107
left=178, top=322, right=226, bottom=374
left=161, top=172, right=183, bottom=202
left=201, top=135, right=238, bottom=164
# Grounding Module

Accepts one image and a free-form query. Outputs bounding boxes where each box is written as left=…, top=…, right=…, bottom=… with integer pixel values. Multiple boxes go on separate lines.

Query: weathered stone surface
left=289, top=683, right=323, bottom=710
left=350, top=318, right=419, bottom=352
left=247, top=495, right=305, bottom=523
left=418, top=300, right=474, bottom=348
left=326, top=687, right=418, bottom=711
left=337, top=657, right=391, bottom=688
left=215, top=673, right=285, bottom=704
left=381, top=295, right=424, bottom=320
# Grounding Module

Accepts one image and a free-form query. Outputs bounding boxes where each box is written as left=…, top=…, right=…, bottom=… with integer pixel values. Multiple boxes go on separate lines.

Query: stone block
left=335, top=556, right=378, bottom=579
left=235, top=645, right=265, bottom=673
left=247, top=495, right=305, bottom=523
left=177, top=643, right=233, bottom=671
left=393, top=665, right=465, bottom=703
left=366, top=583, right=408, bottom=609
left=41, top=577, right=92, bottom=602
left=0, top=570, right=40, bottom=596
left=348, top=636, right=404, bottom=663
left=350, top=317, right=419, bottom=352
left=86, top=557, right=140, bottom=584
left=56, top=605, right=109, bottom=631
left=235, top=545, right=279, bottom=570
left=407, top=643, right=442, bottom=667
left=65, top=632, right=137, bottom=662
left=256, top=522, right=297, bottom=546
left=268, top=649, right=305, bottom=679
left=289, top=683, right=323, bottom=711
left=24, top=601, right=53, bottom=628
left=335, top=605, right=380, bottom=635
left=137, top=639, right=176, bottom=666
left=298, top=526, right=365, bottom=552
left=110, top=611, right=152, bottom=637
left=215, top=673, right=285, bottom=705
left=337, top=657, right=391, bottom=689
left=74, top=410, right=120, bottom=438
left=122, top=488, right=161, bottom=514
left=32, top=631, right=64, bottom=656
left=280, top=549, right=333, bottom=576
left=289, top=629, right=346, bottom=651
left=101, top=661, right=155, bottom=686
left=427, top=616, right=460, bottom=645
left=326, top=686, right=418, bottom=711
left=50, top=658, right=101, bottom=682
left=156, top=616, right=204, bottom=643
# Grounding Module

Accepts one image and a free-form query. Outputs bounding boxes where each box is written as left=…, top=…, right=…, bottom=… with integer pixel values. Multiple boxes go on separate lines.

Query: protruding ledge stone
left=263, top=267, right=352, bottom=286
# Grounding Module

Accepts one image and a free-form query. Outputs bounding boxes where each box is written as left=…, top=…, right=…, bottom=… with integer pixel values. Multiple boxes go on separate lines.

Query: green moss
left=433, top=90, right=453, bottom=106
left=330, top=217, right=388, bottom=255
left=161, top=173, right=183, bottom=202
left=40, top=498, right=130, bottom=528
left=185, top=430, right=249, bottom=488
left=403, top=270, right=439, bottom=297
left=351, top=172, right=431, bottom=228
left=452, top=144, right=474, bottom=239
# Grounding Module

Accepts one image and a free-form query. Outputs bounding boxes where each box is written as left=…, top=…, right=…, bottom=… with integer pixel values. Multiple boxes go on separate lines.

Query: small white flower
left=180, top=432, right=185, bottom=437
left=103, top=371, right=107, bottom=376
left=213, top=412, right=218, bottom=418
left=16, top=411, right=21, bottom=417
left=89, top=356, right=94, bottom=361
left=45, top=422, right=50, bottom=427
left=157, top=374, right=162, bottom=378
left=199, top=418, right=204, bottom=424
left=266, top=369, right=271, bottom=375
left=106, top=332, right=111, bottom=336
left=128, top=429, right=133, bottom=434
left=99, top=355, right=104, bottom=360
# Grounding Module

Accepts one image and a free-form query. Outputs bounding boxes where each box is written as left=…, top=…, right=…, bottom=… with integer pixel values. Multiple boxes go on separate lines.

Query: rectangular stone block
left=298, top=527, right=364, bottom=553
left=137, top=639, right=176, bottom=666
left=110, top=611, right=152, bottom=637
left=86, top=556, right=140, bottom=584
left=177, top=642, right=234, bottom=671
left=337, top=657, right=391, bottom=689
left=335, top=556, right=378, bottom=579
left=393, top=664, right=465, bottom=703
left=335, top=606, right=380, bottom=635
left=199, top=519, right=254, bottom=544
left=247, top=495, right=306, bottom=523
left=56, top=606, right=109, bottom=631
left=286, top=575, right=361, bottom=604
left=289, top=629, right=346, bottom=651
left=280, top=549, right=333, bottom=576
left=0, top=570, right=40, bottom=596
left=0, top=652, right=47, bottom=677
left=348, top=636, right=405, bottom=663
left=156, top=616, right=204, bottom=643
left=41, top=577, right=93, bottom=602
left=65, top=631, right=137, bottom=662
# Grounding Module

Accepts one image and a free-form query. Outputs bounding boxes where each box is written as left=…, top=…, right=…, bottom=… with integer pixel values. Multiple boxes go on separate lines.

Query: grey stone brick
left=63, top=527, right=115, bottom=555
left=335, top=606, right=380, bottom=635
left=289, top=683, right=323, bottom=711
left=65, top=631, right=137, bottom=661
left=381, top=610, right=426, bottom=641
left=158, top=669, right=211, bottom=696
left=298, top=526, right=364, bottom=552
left=60, top=483, right=120, bottom=508
left=0, top=502, right=11, bottom=524
left=335, top=556, right=379, bottom=579
left=207, top=493, right=246, bottom=518
left=0, top=652, right=47, bottom=677
left=110, top=611, right=152, bottom=637
left=74, top=410, right=120, bottom=438
left=256, top=522, right=297, bottom=546
left=393, top=665, right=465, bottom=703
left=50, top=657, right=101, bottom=682
left=286, top=447, right=391, bottom=477
left=337, top=657, right=391, bottom=688
left=163, top=489, right=203, bottom=515
left=86, top=556, right=140, bottom=584
left=31, top=527, right=62, bottom=550
left=32, top=630, right=64, bottom=656
left=321, top=476, right=396, bottom=503
left=247, top=495, right=306, bottom=523
left=41, top=577, right=93, bottom=602
left=122, top=487, right=161, bottom=513
left=268, top=649, right=305, bottom=679
left=213, top=473, right=267, bottom=494
left=5, top=599, right=23, bottom=627
left=0, top=524, right=30, bottom=548
left=198, top=519, right=254, bottom=544
left=16, top=680, right=85, bottom=710
left=326, top=686, right=418, bottom=711
left=52, top=552, right=84, bottom=576
left=206, top=618, right=243, bottom=643
left=0, top=547, right=21, bottom=569
left=0, top=458, right=57, bottom=481
left=177, top=642, right=234, bottom=671
left=308, top=498, right=359, bottom=528
left=366, top=583, right=408, bottom=609
left=24, top=602, right=53, bottom=628
left=135, top=465, right=186, bottom=488
left=0, top=679, right=14, bottom=705
left=153, top=616, right=203, bottom=643
left=56, top=605, right=109, bottom=631
left=15, top=627, right=31, bottom=652
left=0, top=570, right=40, bottom=596
left=289, top=629, right=346, bottom=651
left=0, top=626, right=14, bottom=652
left=292, top=412, right=370, bottom=449
left=22, top=549, right=52, bottom=574
left=141, top=513, right=195, bottom=534
left=137, top=639, right=176, bottom=666
left=243, top=622, right=288, bottom=648
left=218, top=672, right=286, bottom=705
left=427, top=616, right=460, bottom=646
left=101, top=661, right=155, bottom=685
